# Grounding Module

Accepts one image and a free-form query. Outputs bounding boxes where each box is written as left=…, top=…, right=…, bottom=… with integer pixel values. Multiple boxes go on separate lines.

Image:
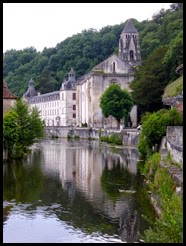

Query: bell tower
left=118, top=19, right=141, bottom=65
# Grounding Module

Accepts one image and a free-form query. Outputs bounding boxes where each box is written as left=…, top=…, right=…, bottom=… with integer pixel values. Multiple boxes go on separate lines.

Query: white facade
left=26, top=68, right=77, bottom=127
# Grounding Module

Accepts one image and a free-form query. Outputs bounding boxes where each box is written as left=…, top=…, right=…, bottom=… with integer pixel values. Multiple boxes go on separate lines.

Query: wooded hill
left=3, top=3, right=183, bottom=105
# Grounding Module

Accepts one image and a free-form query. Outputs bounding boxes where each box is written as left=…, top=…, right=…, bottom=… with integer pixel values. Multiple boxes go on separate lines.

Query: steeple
left=118, top=19, right=141, bottom=65
left=24, top=78, right=38, bottom=99
left=121, top=19, right=138, bottom=34
left=68, top=67, right=76, bottom=82
left=60, top=68, right=76, bottom=90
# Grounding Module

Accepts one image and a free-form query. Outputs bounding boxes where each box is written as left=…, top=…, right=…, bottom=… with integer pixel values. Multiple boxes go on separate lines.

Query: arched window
left=130, top=50, right=134, bottom=61
left=113, top=62, right=116, bottom=73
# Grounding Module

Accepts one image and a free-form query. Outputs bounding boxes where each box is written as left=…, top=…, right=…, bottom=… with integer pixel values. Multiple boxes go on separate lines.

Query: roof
left=3, top=82, right=17, bottom=99
left=122, top=19, right=138, bottom=34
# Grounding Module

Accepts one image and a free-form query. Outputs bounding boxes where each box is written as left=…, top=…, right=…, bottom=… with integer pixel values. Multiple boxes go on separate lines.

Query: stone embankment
left=148, top=126, right=183, bottom=217
left=45, top=126, right=140, bottom=147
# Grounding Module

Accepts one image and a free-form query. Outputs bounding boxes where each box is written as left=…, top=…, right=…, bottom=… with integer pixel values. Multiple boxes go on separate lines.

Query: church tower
left=118, top=19, right=141, bottom=65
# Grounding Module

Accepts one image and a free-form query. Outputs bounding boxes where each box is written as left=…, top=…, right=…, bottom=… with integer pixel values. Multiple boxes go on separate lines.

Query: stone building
left=24, top=19, right=141, bottom=128
left=24, top=68, right=77, bottom=126
left=76, top=19, right=141, bottom=128
left=3, top=82, right=17, bottom=115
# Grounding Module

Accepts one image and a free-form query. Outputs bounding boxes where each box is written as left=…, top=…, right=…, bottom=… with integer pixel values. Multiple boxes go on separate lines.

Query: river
left=3, top=139, right=155, bottom=243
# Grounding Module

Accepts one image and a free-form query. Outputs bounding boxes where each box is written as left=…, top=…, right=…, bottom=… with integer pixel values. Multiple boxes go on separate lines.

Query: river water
left=3, top=139, right=155, bottom=243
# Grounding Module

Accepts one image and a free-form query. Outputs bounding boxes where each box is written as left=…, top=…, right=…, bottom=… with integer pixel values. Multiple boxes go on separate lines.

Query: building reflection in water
left=34, top=139, right=142, bottom=242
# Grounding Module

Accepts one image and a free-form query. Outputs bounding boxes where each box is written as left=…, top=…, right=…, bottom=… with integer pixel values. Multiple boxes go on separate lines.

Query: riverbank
left=139, top=152, right=183, bottom=243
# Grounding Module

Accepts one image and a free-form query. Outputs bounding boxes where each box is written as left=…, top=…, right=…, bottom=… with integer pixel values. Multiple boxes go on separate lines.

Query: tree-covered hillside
left=3, top=3, right=183, bottom=98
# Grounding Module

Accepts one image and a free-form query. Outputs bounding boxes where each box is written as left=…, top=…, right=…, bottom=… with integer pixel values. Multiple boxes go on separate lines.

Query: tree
left=3, top=111, right=19, bottom=159
left=36, top=68, right=57, bottom=94
left=130, top=46, right=169, bottom=113
left=100, top=84, right=133, bottom=128
left=3, top=99, right=44, bottom=159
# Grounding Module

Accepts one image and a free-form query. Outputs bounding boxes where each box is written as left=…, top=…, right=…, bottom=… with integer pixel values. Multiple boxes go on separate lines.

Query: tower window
left=113, top=62, right=116, bottom=72
left=130, top=50, right=134, bottom=61
left=73, top=93, right=76, bottom=100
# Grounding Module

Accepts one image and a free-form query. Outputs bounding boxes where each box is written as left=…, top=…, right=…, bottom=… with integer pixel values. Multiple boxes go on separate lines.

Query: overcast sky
left=3, top=3, right=172, bottom=53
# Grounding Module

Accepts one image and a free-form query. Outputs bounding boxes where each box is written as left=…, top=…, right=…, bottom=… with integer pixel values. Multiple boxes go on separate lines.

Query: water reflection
left=3, top=139, right=155, bottom=243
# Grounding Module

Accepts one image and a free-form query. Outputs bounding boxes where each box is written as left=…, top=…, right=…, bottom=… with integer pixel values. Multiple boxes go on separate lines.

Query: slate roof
left=3, top=82, right=17, bottom=99
left=122, top=19, right=138, bottom=33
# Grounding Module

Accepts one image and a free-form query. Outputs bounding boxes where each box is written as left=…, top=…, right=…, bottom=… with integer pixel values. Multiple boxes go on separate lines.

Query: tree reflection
left=3, top=150, right=44, bottom=203
left=101, top=159, right=138, bottom=200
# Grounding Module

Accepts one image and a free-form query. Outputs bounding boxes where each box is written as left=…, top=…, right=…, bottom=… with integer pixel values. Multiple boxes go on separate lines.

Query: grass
left=163, top=75, right=183, bottom=98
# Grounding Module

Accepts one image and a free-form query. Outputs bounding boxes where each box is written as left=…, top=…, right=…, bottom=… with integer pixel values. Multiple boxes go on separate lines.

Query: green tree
left=3, top=99, right=44, bottom=159
left=3, top=111, right=19, bottom=159
left=36, top=68, right=57, bottom=94
left=130, top=45, right=169, bottom=112
left=100, top=84, right=133, bottom=128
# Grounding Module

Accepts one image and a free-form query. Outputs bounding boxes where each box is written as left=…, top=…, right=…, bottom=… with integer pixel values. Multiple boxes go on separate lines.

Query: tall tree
left=3, top=99, right=44, bottom=159
left=130, top=46, right=169, bottom=112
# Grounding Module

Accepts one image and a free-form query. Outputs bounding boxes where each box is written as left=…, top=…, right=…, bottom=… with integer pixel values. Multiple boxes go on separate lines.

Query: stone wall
left=3, top=99, right=16, bottom=115
left=166, top=126, right=183, bottom=164
left=44, top=126, right=139, bottom=147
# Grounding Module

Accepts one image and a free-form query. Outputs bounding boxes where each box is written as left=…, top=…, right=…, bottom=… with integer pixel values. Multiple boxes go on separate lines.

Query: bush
left=138, top=108, right=182, bottom=160
left=82, top=123, right=88, bottom=127
left=142, top=167, right=183, bottom=243
left=100, top=133, right=122, bottom=145
left=141, top=152, right=183, bottom=243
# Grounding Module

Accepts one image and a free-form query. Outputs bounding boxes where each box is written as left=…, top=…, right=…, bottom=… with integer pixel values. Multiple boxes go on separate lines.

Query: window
left=130, top=50, right=134, bottom=60
left=73, top=93, right=76, bottom=100
left=62, top=93, right=64, bottom=101
left=73, top=105, right=76, bottom=110
left=73, top=113, right=76, bottom=118
left=113, top=62, right=115, bottom=72
left=110, top=80, right=117, bottom=84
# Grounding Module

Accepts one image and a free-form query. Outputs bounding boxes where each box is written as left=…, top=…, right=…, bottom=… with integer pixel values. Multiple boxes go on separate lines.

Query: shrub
left=138, top=108, right=182, bottom=160
left=142, top=167, right=183, bottom=243
left=100, top=133, right=122, bottom=145
left=141, top=153, right=183, bottom=243
left=82, top=123, right=88, bottom=127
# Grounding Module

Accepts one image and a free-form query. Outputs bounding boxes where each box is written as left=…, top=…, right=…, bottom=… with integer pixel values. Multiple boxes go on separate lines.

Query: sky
left=3, top=3, right=172, bottom=53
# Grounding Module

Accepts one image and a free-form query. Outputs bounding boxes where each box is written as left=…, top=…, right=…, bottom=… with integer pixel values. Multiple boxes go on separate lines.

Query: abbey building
left=24, top=19, right=141, bottom=128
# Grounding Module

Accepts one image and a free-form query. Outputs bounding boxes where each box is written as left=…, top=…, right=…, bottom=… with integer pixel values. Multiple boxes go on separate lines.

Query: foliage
left=100, top=133, right=122, bottom=145
left=141, top=153, right=183, bottom=243
left=100, top=84, right=133, bottom=126
left=130, top=45, right=169, bottom=112
left=138, top=108, right=182, bottom=160
left=163, top=75, right=183, bottom=98
left=3, top=4, right=182, bottom=98
left=3, top=99, right=44, bottom=159
left=3, top=111, right=19, bottom=159
left=81, top=123, right=88, bottom=127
